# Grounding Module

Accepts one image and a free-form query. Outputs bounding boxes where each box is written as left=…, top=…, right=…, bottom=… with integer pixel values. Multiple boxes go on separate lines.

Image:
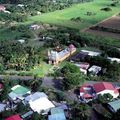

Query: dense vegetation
left=0, top=40, right=41, bottom=71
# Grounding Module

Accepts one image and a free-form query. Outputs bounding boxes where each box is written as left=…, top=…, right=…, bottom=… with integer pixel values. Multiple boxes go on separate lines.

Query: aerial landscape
left=0, top=0, right=120, bottom=120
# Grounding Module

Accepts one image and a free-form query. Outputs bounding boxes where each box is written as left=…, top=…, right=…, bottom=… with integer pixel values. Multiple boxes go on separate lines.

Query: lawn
left=29, top=0, right=120, bottom=30
left=30, top=62, right=52, bottom=77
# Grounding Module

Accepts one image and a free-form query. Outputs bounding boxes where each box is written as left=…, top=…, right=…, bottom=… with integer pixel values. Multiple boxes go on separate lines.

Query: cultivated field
left=29, top=0, right=120, bottom=30
left=85, top=16, right=120, bottom=39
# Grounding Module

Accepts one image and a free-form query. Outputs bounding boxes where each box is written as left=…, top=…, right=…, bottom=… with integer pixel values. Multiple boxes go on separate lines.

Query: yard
left=29, top=0, right=120, bottom=30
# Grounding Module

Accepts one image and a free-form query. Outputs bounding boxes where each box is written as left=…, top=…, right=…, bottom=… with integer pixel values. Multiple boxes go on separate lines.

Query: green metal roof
left=12, top=85, right=30, bottom=95
left=21, top=111, right=33, bottom=118
left=108, top=99, right=120, bottom=112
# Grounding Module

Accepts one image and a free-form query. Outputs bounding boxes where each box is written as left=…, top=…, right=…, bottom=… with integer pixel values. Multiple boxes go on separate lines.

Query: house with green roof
left=8, top=85, right=31, bottom=101
left=108, top=99, right=120, bottom=112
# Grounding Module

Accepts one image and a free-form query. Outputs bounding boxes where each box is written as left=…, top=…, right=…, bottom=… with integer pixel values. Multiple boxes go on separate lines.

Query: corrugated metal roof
left=48, top=113, right=66, bottom=120
left=108, top=99, right=120, bottom=112
left=51, top=108, right=64, bottom=115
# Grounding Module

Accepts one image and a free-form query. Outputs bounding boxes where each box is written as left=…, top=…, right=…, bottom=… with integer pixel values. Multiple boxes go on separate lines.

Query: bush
left=101, top=7, right=112, bottom=11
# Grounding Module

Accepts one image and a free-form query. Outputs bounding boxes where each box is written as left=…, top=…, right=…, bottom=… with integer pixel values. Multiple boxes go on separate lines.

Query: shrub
left=101, top=7, right=112, bottom=11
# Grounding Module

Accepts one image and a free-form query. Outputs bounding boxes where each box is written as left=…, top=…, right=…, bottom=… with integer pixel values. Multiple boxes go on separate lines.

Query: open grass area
left=29, top=0, right=120, bottom=30
left=30, top=62, right=52, bottom=77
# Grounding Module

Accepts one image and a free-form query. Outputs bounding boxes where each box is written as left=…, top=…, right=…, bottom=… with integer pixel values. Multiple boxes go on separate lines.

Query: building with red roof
left=93, top=82, right=119, bottom=98
left=80, top=82, right=119, bottom=102
left=80, top=84, right=96, bottom=101
left=5, top=114, right=21, bottom=120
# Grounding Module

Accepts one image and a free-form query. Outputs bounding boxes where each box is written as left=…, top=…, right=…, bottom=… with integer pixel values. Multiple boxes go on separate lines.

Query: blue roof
left=108, top=99, right=120, bottom=112
left=51, top=108, right=64, bottom=114
left=48, top=113, right=66, bottom=120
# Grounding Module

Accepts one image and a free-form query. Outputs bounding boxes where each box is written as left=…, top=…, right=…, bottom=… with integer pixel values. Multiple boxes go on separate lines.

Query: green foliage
left=61, top=63, right=86, bottom=90
left=31, top=112, right=40, bottom=120
left=71, top=102, right=89, bottom=120
left=0, top=40, right=41, bottom=71
left=97, top=93, right=113, bottom=104
left=61, top=62, right=80, bottom=74
left=0, top=110, right=16, bottom=119
left=15, top=102, right=29, bottom=114
left=0, top=12, right=28, bottom=22
left=111, top=109, right=120, bottom=120
left=0, top=78, right=11, bottom=101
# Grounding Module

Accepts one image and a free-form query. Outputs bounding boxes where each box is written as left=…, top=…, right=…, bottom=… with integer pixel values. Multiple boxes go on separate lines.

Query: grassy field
left=30, top=62, right=52, bottom=77
left=29, top=0, right=120, bottom=30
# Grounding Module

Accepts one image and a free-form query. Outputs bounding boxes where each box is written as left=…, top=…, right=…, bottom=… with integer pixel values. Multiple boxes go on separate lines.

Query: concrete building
left=48, top=44, right=76, bottom=65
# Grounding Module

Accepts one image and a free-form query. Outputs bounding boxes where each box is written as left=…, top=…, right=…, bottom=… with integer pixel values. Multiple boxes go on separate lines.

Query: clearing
left=85, top=15, right=120, bottom=39
left=29, top=0, right=120, bottom=30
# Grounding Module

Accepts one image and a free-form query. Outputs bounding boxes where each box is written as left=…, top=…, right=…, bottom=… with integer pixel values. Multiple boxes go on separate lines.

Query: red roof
left=80, top=83, right=90, bottom=93
left=83, top=93, right=93, bottom=99
left=5, top=114, right=21, bottom=120
left=69, top=44, right=75, bottom=50
left=93, top=82, right=116, bottom=93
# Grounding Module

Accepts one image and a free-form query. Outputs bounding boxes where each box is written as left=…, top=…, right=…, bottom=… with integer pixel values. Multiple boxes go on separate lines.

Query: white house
left=88, top=65, right=102, bottom=76
left=25, top=92, right=55, bottom=114
left=107, top=57, right=120, bottom=63
left=81, top=50, right=101, bottom=57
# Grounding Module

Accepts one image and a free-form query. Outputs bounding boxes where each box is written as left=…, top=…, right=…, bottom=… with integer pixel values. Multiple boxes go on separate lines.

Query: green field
left=29, top=0, right=120, bottom=30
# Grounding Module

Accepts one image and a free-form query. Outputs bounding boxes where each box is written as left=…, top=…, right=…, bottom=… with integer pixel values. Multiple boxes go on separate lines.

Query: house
left=75, top=62, right=90, bottom=74
left=88, top=65, right=102, bottom=76
left=80, top=83, right=96, bottom=101
left=81, top=50, right=101, bottom=57
left=79, top=82, right=119, bottom=101
left=48, top=107, right=66, bottom=120
left=107, top=57, right=120, bottom=63
left=108, top=99, right=120, bottom=112
left=5, top=114, right=21, bottom=120
left=17, top=39, right=25, bottom=44
left=0, top=5, right=6, bottom=11
left=8, top=85, right=31, bottom=101
left=25, top=92, right=48, bottom=102
left=17, top=4, right=24, bottom=7
left=29, top=24, right=40, bottom=30
left=48, top=44, right=76, bottom=65
left=0, top=103, right=6, bottom=112
left=25, top=92, right=55, bottom=114
left=93, top=82, right=119, bottom=98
